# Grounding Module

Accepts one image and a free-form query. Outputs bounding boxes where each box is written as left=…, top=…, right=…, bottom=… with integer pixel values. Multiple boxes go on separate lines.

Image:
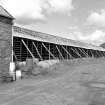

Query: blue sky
left=1, top=0, right=105, bottom=45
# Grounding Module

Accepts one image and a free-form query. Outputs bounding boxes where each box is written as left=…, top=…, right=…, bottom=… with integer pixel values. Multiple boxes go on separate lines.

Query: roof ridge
left=13, top=26, right=105, bottom=51
left=0, top=5, right=14, bottom=19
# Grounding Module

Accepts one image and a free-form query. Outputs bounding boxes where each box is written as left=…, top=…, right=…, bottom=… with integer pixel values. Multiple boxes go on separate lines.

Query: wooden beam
left=103, top=51, right=105, bottom=57
left=48, top=43, right=51, bottom=60
left=62, top=46, right=73, bottom=59
left=42, top=42, right=56, bottom=59
left=102, top=51, right=105, bottom=57
left=56, top=45, right=64, bottom=60
left=21, top=39, right=35, bottom=59
left=99, top=51, right=104, bottom=57
left=32, top=42, right=43, bottom=60
left=90, top=50, right=94, bottom=58
left=12, top=27, right=14, bottom=62
left=78, top=48, right=89, bottom=57
left=71, top=47, right=82, bottom=58
left=13, top=51, right=17, bottom=61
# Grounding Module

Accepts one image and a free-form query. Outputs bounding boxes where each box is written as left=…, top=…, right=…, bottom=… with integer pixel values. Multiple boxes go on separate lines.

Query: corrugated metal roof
left=0, top=5, right=14, bottom=19
left=13, top=26, right=105, bottom=51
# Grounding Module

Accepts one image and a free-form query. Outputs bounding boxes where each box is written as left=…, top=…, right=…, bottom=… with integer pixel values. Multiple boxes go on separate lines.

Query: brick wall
left=0, top=16, right=13, bottom=75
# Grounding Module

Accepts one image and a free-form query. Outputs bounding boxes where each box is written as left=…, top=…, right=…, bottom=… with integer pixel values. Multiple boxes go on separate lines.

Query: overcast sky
left=1, top=0, right=105, bottom=46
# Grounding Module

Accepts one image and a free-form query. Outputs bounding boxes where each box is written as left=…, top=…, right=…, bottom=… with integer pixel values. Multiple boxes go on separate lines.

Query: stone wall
left=0, top=16, right=13, bottom=75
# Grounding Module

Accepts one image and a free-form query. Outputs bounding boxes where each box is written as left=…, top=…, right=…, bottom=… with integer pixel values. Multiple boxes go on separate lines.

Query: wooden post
left=13, top=51, right=17, bottom=61
left=102, top=51, right=105, bottom=57
left=42, top=42, right=56, bottom=59
left=71, top=47, right=82, bottom=58
left=49, top=43, right=51, bottom=60
left=78, top=48, right=89, bottom=57
left=32, top=42, right=43, bottom=60
left=90, top=50, right=94, bottom=58
left=20, top=39, right=22, bottom=61
left=66, top=46, right=68, bottom=60
left=62, top=46, right=73, bottom=59
left=12, top=27, right=14, bottom=62
left=21, top=39, right=35, bottom=59
left=99, top=51, right=104, bottom=57
left=56, top=45, right=64, bottom=60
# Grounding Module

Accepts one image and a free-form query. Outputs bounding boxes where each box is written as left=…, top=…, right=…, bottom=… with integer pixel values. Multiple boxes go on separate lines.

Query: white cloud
left=87, top=9, right=105, bottom=27
left=68, top=26, right=79, bottom=30
left=2, top=0, right=73, bottom=25
left=2, top=0, right=45, bottom=20
left=45, top=0, right=73, bottom=13
left=80, top=30, right=105, bottom=45
left=69, top=29, right=105, bottom=45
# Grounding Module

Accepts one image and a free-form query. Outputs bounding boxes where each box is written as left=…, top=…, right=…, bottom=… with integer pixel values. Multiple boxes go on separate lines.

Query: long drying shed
left=0, top=5, right=105, bottom=76
left=13, top=26, right=105, bottom=62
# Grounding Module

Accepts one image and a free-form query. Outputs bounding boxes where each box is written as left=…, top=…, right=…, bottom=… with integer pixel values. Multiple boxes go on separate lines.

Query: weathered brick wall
left=0, top=17, right=12, bottom=75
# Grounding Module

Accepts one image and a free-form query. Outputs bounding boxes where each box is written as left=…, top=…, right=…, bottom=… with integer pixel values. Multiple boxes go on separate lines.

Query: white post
left=9, top=62, right=16, bottom=80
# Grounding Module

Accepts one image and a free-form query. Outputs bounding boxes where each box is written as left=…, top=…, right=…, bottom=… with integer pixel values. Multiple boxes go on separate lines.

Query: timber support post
left=42, top=42, right=56, bottom=59
left=21, top=39, right=35, bottom=59
left=62, top=46, right=73, bottom=59
left=71, top=48, right=82, bottom=58
left=32, top=42, right=43, bottom=61
left=56, top=45, right=64, bottom=60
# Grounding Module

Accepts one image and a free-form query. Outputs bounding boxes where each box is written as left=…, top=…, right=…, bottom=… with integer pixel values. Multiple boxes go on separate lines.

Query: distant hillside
left=100, top=43, right=105, bottom=48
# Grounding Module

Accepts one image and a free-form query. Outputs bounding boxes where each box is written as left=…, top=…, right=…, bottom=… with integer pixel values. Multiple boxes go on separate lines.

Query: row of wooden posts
left=13, top=39, right=105, bottom=61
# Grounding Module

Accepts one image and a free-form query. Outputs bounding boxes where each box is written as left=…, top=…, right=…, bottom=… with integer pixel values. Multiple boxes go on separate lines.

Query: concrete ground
left=0, top=58, right=105, bottom=105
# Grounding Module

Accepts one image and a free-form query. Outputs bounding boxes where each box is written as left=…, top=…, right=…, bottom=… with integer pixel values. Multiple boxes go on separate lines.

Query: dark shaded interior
left=13, top=36, right=105, bottom=62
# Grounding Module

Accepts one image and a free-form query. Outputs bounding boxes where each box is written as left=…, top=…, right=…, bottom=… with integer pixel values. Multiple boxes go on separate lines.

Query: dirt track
left=0, top=58, right=105, bottom=105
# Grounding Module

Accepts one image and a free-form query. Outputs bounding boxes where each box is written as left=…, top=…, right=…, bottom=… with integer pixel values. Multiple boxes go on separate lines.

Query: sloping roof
left=0, top=5, right=14, bottom=19
left=100, top=43, right=105, bottom=49
left=13, top=26, right=105, bottom=51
